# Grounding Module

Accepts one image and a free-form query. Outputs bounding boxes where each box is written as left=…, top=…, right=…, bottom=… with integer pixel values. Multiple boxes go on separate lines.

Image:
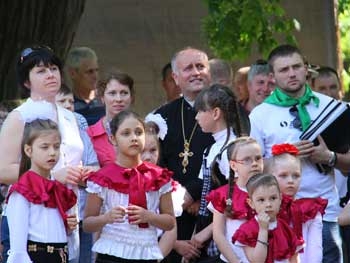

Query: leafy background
left=202, top=0, right=350, bottom=97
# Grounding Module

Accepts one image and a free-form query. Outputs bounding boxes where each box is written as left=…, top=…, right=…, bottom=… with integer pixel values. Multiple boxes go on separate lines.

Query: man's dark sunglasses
left=289, top=105, right=302, bottom=131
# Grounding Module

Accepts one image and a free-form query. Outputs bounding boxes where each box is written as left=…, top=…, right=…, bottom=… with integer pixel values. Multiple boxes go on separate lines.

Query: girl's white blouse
left=86, top=180, right=172, bottom=260
left=7, top=192, right=67, bottom=263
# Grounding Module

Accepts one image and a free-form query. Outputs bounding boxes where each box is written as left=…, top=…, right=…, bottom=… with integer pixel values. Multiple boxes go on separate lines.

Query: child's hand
left=65, top=166, right=82, bottom=185
left=66, top=214, right=78, bottom=234
left=80, top=166, right=96, bottom=182
left=104, top=206, right=126, bottom=224
left=257, top=211, right=270, bottom=230
left=190, top=233, right=205, bottom=249
left=127, top=205, right=151, bottom=224
left=52, top=166, right=81, bottom=185
left=174, top=240, right=201, bottom=260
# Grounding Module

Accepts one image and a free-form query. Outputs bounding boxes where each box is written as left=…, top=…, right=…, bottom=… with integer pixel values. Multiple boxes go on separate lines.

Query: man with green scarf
left=250, top=44, right=349, bottom=263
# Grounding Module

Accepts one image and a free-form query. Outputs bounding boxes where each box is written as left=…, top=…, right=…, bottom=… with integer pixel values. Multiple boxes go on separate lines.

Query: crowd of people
left=0, top=43, right=349, bottom=263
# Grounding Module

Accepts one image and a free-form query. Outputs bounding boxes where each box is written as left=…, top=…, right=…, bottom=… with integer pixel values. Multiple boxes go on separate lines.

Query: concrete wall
left=72, top=0, right=337, bottom=116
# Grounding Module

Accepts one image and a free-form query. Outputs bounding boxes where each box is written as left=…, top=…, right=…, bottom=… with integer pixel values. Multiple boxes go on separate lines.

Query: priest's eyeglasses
left=289, top=105, right=302, bottom=131
left=233, top=155, right=263, bottom=165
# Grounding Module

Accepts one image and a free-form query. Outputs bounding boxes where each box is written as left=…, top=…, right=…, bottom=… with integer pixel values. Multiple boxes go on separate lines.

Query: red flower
left=272, top=143, right=299, bottom=156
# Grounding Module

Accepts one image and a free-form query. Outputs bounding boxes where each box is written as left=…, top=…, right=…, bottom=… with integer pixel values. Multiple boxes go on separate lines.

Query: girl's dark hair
left=110, top=110, right=145, bottom=136
left=195, top=85, right=251, bottom=193
left=220, top=137, right=259, bottom=216
left=145, top=121, right=160, bottom=147
left=16, top=46, right=62, bottom=98
left=144, top=122, right=161, bottom=164
left=19, top=119, right=61, bottom=176
left=97, top=69, right=135, bottom=102
left=195, top=84, right=249, bottom=143
left=145, top=121, right=160, bottom=135
left=246, top=173, right=280, bottom=198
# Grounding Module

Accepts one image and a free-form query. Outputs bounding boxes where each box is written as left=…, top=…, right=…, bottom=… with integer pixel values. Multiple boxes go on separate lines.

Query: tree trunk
left=0, top=0, right=86, bottom=100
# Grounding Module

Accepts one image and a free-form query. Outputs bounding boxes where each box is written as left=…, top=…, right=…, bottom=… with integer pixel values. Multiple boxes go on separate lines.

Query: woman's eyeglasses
left=20, top=45, right=53, bottom=64
left=289, top=105, right=302, bottom=130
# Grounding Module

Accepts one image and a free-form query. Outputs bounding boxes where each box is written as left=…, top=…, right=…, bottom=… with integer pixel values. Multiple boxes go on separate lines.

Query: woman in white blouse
left=0, top=46, right=85, bottom=263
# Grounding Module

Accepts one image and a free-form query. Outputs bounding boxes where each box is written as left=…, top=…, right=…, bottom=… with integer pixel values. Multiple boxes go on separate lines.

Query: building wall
left=72, top=0, right=337, bottom=115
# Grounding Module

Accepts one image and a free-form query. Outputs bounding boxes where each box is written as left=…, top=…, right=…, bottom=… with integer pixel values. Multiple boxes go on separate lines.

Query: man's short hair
left=209, top=58, right=233, bottom=84
left=161, top=63, right=172, bottom=81
left=248, top=60, right=270, bottom=82
left=312, top=66, right=340, bottom=85
left=171, top=46, right=208, bottom=74
left=65, top=46, right=97, bottom=69
left=268, top=44, right=303, bottom=70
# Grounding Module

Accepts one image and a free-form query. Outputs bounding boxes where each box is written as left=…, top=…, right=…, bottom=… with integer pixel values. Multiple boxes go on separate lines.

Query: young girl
left=6, top=119, right=78, bottom=263
left=143, top=115, right=185, bottom=219
left=142, top=117, right=189, bottom=261
left=206, top=137, right=263, bottom=263
left=83, top=110, right=176, bottom=263
left=188, top=84, right=249, bottom=262
left=265, top=143, right=327, bottom=263
left=141, top=119, right=162, bottom=165
left=232, top=173, right=304, bottom=263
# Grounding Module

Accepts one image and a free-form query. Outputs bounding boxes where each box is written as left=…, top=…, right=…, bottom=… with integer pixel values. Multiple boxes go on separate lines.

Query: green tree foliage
left=339, top=0, right=350, bottom=14
left=202, top=0, right=298, bottom=60
left=339, top=0, right=350, bottom=93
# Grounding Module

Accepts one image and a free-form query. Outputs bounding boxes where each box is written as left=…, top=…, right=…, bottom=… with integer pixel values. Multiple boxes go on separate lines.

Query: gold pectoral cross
left=179, top=141, right=193, bottom=174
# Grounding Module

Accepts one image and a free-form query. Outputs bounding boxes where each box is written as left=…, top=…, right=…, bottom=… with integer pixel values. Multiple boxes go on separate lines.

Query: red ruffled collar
left=7, top=171, right=77, bottom=227
left=233, top=218, right=304, bottom=263
left=88, top=162, right=173, bottom=228
left=88, top=162, right=173, bottom=193
left=206, top=183, right=255, bottom=219
left=278, top=194, right=327, bottom=241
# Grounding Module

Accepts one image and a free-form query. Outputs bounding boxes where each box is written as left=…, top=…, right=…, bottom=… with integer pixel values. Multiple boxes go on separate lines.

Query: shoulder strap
left=203, top=143, right=213, bottom=158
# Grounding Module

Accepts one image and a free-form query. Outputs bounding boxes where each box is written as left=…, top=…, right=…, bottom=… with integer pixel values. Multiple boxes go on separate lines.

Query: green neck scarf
left=265, top=84, right=320, bottom=130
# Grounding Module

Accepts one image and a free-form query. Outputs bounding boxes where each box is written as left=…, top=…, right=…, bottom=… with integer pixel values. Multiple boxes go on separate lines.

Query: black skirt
left=27, top=240, right=68, bottom=263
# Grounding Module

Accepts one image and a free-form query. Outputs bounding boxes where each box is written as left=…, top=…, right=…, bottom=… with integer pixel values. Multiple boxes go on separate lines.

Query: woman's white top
left=86, top=180, right=172, bottom=260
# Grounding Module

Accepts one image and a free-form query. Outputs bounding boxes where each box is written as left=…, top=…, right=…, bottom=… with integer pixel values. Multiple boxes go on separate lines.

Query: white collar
left=212, top=128, right=234, bottom=142
left=183, top=97, right=195, bottom=107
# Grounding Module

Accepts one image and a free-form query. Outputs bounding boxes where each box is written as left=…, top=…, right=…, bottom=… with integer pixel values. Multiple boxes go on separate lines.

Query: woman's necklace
left=179, top=99, right=198, bottom=174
